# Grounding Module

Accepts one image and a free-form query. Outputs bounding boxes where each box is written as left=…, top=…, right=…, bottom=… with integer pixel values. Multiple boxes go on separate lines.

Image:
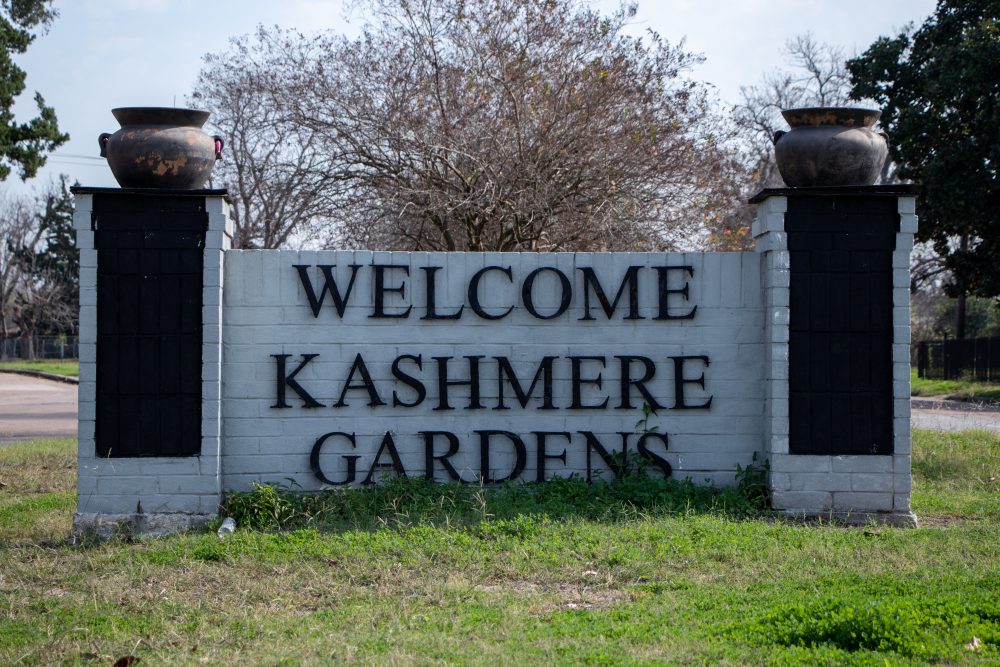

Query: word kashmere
left=272, top=353, right=714, bottom=412
left=295, top=263, right=698, bottom=320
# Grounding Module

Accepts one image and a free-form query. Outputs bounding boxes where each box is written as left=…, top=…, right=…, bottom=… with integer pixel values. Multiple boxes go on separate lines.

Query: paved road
left=911, top=397, right=1000, bottom=434
left=0, top=373, right=78, bottom=443
left=0, top=374, right=998, bottom=442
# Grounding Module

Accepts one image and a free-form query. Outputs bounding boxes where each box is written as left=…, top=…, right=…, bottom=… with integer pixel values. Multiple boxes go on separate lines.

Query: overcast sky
left=10, top=0, right=936, bottom=195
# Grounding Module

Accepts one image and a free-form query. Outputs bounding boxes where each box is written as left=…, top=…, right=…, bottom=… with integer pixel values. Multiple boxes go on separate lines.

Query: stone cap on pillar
left=71, top=186, right=230, bottom=200
left=749, top=184, right=921, bottom=204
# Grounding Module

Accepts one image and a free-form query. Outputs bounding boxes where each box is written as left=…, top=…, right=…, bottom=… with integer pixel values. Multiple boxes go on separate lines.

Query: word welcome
left=294, top=263, right=697, bottom=320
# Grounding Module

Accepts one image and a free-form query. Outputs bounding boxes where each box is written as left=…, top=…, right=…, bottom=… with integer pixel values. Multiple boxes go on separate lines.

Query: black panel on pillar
left=92, top=192, right=206, bottom=457
left=786, top=195, right=897, bottom=455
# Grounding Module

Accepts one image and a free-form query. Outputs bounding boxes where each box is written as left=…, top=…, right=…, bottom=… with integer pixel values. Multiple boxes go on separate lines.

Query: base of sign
left=780, top=510, right=918, bottom=528
left=72, top=512, right=215, bottom=541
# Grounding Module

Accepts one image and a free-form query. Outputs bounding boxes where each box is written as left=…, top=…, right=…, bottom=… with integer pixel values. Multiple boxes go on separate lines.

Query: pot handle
left=772, top=130, right=786, bottom=146
left=213, top=136, right=224, bottom=160
left=98, top=133, right=111, bottom=158
left=879, top=130, right=889, bottom=144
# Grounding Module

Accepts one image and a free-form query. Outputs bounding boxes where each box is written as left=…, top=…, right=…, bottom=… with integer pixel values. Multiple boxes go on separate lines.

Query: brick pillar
left=753, top=185, right=918, bottom=526
left=71, top=187, right=233, bottom=536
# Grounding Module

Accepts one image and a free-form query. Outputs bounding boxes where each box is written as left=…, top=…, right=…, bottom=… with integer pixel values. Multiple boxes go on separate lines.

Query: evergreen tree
left=0, top=0, right=67, bottom=181
left=849, top=1, right=1000, bottom=299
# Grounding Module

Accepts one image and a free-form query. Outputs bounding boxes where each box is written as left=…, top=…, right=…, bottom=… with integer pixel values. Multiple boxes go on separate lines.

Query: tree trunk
left=955, top=234, right=969, bottom=340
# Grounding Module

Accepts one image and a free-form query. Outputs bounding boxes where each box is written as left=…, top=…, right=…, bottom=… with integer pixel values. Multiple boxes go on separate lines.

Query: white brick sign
left=222, top=252, right=764, bottom=489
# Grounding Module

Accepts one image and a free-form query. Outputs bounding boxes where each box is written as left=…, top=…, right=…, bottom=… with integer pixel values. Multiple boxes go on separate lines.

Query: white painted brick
left=788, top=472, right=853, bottom=492
left=770, top=472, right=790, bottom=491
left=893, top=455, right=910, bottom=476
left=76, top=229, right=94, bottom=248
left=832, top=492, right=893, bottom=512
left=899, top=214, right=917, bottom=234
left=79, top=248, right=97, bottom=269
left=771, top=454, right=831, bottom=473
left=894, top=398, right=911, bottom=419
left=894, top=432, right=911, bottom=455
left=72, top=195, right=93, bottom=230
left=769, top=435, right=789, bottom=455
left=893, top=494, right=911, bottom=511
left=753, top=233, right=787, bottom=253
left=897, top=198, right=916, bottom=215
left=832, top=456, right=891, bottom=474
left=893, top=475, right=911, bottom=493
left=772, top=490, right=831, bottom=511
left=850, top=473, right=893, bottom=492
left=158, top=476, right=217, bottom=494
left=895, top=233, right=914, bottom=253
left=205, top=196, right=230, bottom=217
left=760, top=197, right=787, bottom=215
left=78, top=382, right=96, bottom=403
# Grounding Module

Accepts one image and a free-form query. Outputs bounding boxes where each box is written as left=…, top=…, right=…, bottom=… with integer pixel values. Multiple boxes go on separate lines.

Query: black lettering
left=580, top=431, right=630, bottom=482
left=310, top=431, right=360, bottom=486
left=334, top=353, right=386, bottom=407
left=637, top=432, right=672, bottom=478
left=421, top=266, right=464, bottom=320
left=534, top=431, right=570, bottom=482
left=495, top=356, right=556, bottom=409
left=654, top=266, right=697, bottom=320
left=670, top=355, right=713, bottom=409
left=616, top=355, right=665, bottom=410
left=522, top=267, right=572, bottom=319
left=578, top=266, right=643, bottom=320
left=294, top=264, right=360, bottom=317
left=434, top=356, right=484, bottom=410
left=371, top=264, right=412, bottom=319
left=391, top=354, right=426, bottom=407
left=422, top=431, right=465, bottom=482
left=570, top=356, right=609, bottom=409
left=362, top=431, right=408, bottom=484
left=271, top=353, right=323, bottom=408
left=468, top=266, right=514, bottom=320
left=477, top=430, right=527, bottom=483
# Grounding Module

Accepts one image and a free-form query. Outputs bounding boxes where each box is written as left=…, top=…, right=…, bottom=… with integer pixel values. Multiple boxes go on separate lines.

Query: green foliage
left=32, top=175, right=77, bottom=293
left=222, top=474, right=761, bottom=532
left=0, top=358, right=78, bottom=376
left=849, top=1, right=1000, bottom=298
left=733, top=577, right=1000, bottom=661
left=5, top=433, right=1000, bottom=664
left=0, top=0, right=67, bottom=181
left=910, top=368, right=1000, bottom=401
left=735, top=452, right=770, bottom=510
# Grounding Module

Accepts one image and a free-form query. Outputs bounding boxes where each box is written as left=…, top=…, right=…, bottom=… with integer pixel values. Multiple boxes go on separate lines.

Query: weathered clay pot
left=99, top=107, right=222, bottom=189
left=773, top=107, right=888, bottom=187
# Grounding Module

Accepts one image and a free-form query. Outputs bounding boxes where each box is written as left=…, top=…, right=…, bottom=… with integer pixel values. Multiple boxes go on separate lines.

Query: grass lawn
left=0, top=359, right=79, bottom=377
left=1, top=432, right=998, bottom=665
left=911, top=369, right=1000, bottom=401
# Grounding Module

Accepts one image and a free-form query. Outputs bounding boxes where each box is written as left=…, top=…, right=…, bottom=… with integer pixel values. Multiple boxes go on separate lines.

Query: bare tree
left=733, top=33, right=854, bottom=189
left=192, top=29, right=346, bottom=248
left=0, top=193, right=37, bottom=340
left=0, top=186, right=76, bottom=353
left=200, top=0, right=746, bottom=252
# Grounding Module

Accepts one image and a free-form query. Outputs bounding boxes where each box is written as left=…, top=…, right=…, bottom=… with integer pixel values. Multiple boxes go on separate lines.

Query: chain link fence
left=0, top=335, right=79, bottom=360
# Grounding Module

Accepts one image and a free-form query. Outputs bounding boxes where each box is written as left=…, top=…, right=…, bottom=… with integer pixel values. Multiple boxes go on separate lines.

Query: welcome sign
left=73, top=188, right=919, bottom=531
left=222, top=251, right=765, bottom=489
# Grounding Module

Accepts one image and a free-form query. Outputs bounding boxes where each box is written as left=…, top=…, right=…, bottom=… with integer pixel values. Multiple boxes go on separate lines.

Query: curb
left=911, top=396, right=1000, bottom=413
left=0, top=368, right=79, bottom=385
